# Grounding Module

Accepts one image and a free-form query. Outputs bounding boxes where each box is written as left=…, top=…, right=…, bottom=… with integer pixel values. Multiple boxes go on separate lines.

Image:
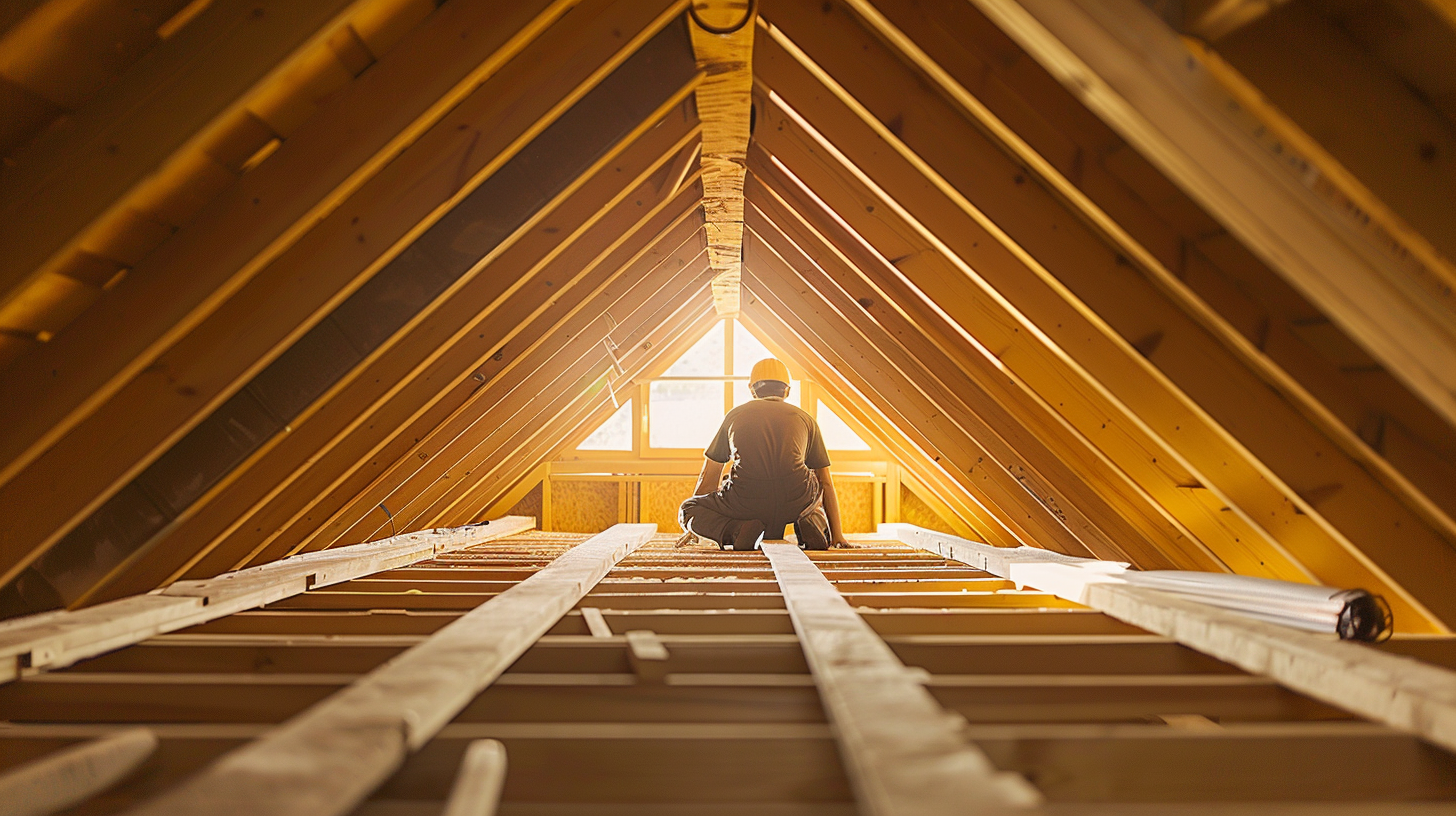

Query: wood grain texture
left=117, top=523, right=654, bottom=816
left=762, top=541, right=1042, bottom=815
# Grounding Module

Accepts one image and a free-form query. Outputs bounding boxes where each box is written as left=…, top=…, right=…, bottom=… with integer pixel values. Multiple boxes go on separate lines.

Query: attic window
left=577, top=400, right=632, bottom=450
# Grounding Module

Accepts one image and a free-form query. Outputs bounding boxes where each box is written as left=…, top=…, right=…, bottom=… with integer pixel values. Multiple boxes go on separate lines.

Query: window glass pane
left=577, top=400, right=633, bottom=450
left=732, top=321, right=777, bottom=376
left=650, top=381, right=726, bottom=448
left=663, top=321, right=725, bottom=376
left=818, top=401, right=871, bottom=450
left=732, top=379, right=801, bottom=408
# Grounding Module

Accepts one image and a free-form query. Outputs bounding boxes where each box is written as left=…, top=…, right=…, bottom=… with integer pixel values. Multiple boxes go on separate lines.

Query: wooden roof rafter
left=83, top=112, right=708, bottom=603
left=751, top=3, right=1456, bottom=631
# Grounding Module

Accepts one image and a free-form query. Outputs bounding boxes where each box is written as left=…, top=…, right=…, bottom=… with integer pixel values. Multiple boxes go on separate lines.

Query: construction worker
left=678, top=358, right=848, bottom=551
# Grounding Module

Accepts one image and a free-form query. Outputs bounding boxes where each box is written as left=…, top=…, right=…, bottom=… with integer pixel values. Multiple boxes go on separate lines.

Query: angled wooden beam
left=117, top=523, right=655, bottom=816
left=746, top=161, right=1239, bottom=571
left=0, top=518, right=533, bottom=684
left=747, top=99, right=1304, bottom=579
left=437, top=297, right=719, bottom=529
left=400, top=267, right=716, bottom=535
left=78, top=97, right=702, bottom=604
left=744, top=225, right=1116, bottom=561
left=0, top=7, right=696, bottom=604
left=0, top=0, right=580, bottom=490
left=0, top=0, right=361, bottom=311
left=750, top=17, right=1455, bottom=631
left=442, top=739, right=507, bottom=816
left=837, top=0, right=1456, bottom=535
left=969, top=0, right=1456, bottom=430
left=747, top=177, right=1221, bottom=571
left=762, top=541, right=1041, bottom=814
left=689, top=0, right=756, bottom=315
left=254, top=184, right=708, bottom=562
left=185, top=196, right=705, bottom=577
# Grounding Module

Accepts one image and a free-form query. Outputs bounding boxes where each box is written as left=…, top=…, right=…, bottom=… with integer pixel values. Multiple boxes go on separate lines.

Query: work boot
left=795, top=514, right=829, bottom=551
left=726, top=519, right=766, bottom=551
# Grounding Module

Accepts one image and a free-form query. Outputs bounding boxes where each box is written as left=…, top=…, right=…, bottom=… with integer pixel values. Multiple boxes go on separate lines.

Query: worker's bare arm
left=813, top=466, right=850, bottom=547
left=692, top=457, right=728, bottom=497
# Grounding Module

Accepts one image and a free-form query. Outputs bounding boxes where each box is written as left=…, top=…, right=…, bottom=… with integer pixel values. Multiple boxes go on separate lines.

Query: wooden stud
left=0, top=726, right=157, bottom=816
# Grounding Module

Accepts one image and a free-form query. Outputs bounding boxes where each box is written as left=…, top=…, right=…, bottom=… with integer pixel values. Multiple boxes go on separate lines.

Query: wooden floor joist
left=762, top=541, right=1042, bottom=814
left=0, top=526, right=1450, bottom=814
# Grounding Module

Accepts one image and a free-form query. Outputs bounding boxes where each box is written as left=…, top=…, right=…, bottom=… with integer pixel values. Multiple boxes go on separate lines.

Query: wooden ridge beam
left=688, top=0, right=757, bottom=315
left=81, top=98, right=703, bottom=603
left=970, top=0, right=1456, bottom=428
left=0, top=9, right=698, bottom=609
left=750, top=17, right=1456, bottom=631
left=0, top=518, right=533, bottom=685
left=117, top=523, right=655, bottom=816
left=762, top=541, right=1041, bottom=814
left=747, top=177, right=1216, bottom=571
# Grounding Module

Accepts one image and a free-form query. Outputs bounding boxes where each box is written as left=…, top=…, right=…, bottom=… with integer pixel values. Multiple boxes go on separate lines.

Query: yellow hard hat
left=749, top=357, right=791, bottom=385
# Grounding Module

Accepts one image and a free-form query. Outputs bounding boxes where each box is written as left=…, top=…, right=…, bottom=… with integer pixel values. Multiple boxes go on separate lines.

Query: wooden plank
left=888, top=524, right=1456, bottom=755
left=0, top=726, right=156, bottom=816
left=0, top=518, right=532, bottom=685
left=969, top=0, right=1456, bottom=429
left=0, top=0, right=360, bottom=309
left=688, top=0, right=756, bottom=314
left=441, top=739, right=506, bottom=816
left=117, top=523, right=654, bottom=816
left=760, top=541, right=1041, bottom=814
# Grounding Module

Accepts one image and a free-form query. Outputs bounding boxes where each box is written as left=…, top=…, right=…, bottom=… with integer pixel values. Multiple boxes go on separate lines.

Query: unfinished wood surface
left=441, top=738, right=507, bottom=816
left=0, top=518, right=532, bottom=684
left=689, top=0, right=755, bottom=314
left=761, top=541, right=1041, bottom=814
left=749, top=22, right=1456, bottom=631
left=119, top=523, right=654, bottom=816
left=887, top=523, right=1456, bottom=755
left=971, top=0, right=1456, bottom=429
left=0, top=726, right=156, bottom=816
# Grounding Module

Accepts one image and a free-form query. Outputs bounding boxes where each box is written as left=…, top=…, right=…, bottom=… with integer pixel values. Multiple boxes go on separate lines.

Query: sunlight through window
left=577, top=400, right=632, bottom=450
left=818, top=401, right=871, bottom=450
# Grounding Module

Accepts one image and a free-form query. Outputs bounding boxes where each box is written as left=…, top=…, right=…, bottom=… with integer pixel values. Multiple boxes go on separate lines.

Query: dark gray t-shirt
left=704, top=399, right=831, bottom=479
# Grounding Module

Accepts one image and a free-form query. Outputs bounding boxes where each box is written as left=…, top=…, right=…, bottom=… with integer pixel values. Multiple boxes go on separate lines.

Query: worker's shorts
left=678, top=473, right=827, bottom=547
